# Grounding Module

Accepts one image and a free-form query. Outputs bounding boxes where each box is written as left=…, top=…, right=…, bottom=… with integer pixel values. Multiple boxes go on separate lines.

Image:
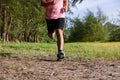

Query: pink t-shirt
left=42, top=0, right=66, bottom=19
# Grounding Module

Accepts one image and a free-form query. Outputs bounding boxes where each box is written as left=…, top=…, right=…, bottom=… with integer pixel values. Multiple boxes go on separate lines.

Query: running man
left=41, top=0, right=68, bottom=60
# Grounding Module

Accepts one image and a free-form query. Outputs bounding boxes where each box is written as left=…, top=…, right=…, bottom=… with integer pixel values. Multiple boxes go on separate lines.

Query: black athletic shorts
left=46, top=18, right=65, bottom=34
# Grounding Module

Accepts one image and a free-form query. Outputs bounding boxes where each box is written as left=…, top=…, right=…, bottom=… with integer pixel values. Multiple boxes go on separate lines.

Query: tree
left=105, top=22, right=118, bottom=33
left=72, top=0, right=83, bottom=6
left=106, top=11, right=120, bottom=41
left=68, top=9, right=108, bottom=42
left=109, top=28, right=120, bottom=41
left=68, top=18, right=85, bottom=42
left=0, top=0, right=10, bottom=42
left=0, top=0, right=46, bottom=42
left=84, top=10, right=108, bottom=41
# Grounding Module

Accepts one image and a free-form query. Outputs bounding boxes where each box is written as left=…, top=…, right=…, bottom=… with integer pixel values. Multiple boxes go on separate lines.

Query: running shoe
left=57, top=51, right=65, bottom=61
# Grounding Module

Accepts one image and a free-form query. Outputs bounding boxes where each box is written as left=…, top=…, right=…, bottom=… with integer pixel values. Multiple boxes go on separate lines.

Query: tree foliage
left=105, top=21, right=120, bottom=41
left=0, top=0, right=119, bottom=42
left=0, top=0, right=47, bottom=42
left=68, top=9, right=108, bottom=42
left=109, top=28, right=120, bottom=41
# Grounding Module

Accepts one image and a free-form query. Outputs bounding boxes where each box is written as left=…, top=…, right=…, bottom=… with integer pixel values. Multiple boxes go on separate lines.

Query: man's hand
left=63, top=7, right=68, bottom=12
left=63, top=0, right=68, bottom=12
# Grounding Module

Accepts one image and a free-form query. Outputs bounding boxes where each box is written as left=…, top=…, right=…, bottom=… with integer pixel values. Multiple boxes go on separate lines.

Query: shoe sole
left=57, top=55, right=65, bottom=61
left=57, top=58, right=64, bottom=61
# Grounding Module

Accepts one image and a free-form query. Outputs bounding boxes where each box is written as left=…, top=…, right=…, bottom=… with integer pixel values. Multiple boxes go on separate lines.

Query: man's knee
left=56, top=29, right=63, bottom=36
left=48, top=34, right=54, bottom=39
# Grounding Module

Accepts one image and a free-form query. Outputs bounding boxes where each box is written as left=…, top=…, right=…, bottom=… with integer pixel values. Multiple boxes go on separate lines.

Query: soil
left=0, top=55, right=120, bottom=80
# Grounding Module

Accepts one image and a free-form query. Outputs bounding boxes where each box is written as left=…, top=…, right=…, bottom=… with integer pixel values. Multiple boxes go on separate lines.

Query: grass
left=0, top=42, right=120, bottom=61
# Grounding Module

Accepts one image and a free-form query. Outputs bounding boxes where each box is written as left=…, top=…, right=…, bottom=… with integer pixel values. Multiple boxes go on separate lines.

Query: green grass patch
left=0, top=42, right=120, bottom=61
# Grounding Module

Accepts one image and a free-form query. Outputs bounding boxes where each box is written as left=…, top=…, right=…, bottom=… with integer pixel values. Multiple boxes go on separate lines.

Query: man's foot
left=57, top=51, right=65, bottom=61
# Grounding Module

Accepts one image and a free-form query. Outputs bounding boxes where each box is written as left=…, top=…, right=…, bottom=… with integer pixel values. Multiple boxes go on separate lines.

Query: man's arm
left=63, top=0, right=68, bottom=12
left=41, top=0, right=55, bottom=7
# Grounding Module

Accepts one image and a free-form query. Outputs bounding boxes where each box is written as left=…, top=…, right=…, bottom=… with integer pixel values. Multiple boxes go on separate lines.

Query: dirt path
left=0, top=58, right=120, bottom=80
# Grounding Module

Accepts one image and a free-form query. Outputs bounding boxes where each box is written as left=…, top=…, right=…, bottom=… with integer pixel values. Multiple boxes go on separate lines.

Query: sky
left=70, top=0, right=120, bottom=23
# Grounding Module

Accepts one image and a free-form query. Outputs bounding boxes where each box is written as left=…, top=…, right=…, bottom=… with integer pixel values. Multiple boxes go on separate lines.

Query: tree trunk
left=7, top=17, right=12, bottom=42
left=24, top=32, right=27, bottom=42
left=0, top=4, right=4, bottom=39
left=34, top=34, right=39, bottom=42
left=1, top=5, right=7, bottom=42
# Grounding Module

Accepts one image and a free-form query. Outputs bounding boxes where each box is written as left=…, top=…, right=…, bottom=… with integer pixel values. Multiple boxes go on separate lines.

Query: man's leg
left=48, top=32, right=55, bottom=39
left=56, top=28, right=65, bottom=60
left=56, top=29, right=64, bottom=52
left=46, top=19, right=56, bottom=39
